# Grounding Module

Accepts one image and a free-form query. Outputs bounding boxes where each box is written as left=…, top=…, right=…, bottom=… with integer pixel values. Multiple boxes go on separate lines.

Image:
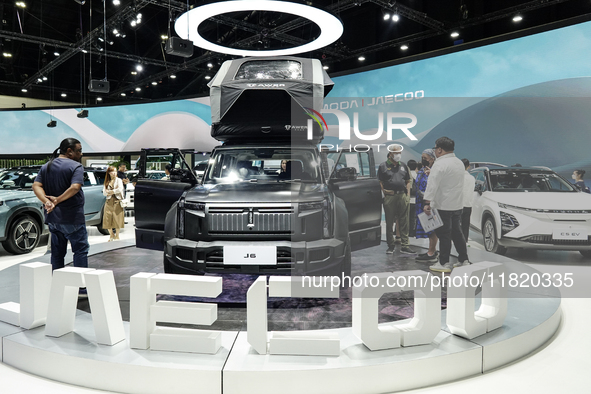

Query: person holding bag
left=102, top=166, right=125, bottom=241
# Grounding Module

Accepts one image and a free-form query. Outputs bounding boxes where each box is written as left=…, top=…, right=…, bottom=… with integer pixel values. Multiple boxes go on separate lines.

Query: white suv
left=469, top=166, right=591, bottom=258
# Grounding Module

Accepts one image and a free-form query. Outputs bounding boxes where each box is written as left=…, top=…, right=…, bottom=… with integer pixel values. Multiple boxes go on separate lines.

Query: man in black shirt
left=33, top=138, right=89, bottom=271
left=117, top=163, right=129, bottom=195
left=378, top=145, right=415, bottom=255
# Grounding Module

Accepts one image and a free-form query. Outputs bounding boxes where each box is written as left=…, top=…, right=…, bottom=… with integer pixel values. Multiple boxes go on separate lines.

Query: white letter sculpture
left=130, top=273, right=223, bottom=354
left=446, top=262, right=508, bottom=339
left=247, top=276, right=340, bottom=356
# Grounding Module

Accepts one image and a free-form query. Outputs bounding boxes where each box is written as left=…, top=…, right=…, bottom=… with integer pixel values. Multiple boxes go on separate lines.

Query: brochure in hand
left=417, top=208, right=443, bottom=232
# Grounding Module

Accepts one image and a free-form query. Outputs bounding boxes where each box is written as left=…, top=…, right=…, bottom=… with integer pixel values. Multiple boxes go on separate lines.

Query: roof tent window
left=234, top=60, right=302, bottom=80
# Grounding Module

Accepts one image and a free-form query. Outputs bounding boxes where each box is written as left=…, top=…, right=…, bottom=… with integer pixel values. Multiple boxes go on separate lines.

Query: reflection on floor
left=79, top=243, right=455, bottom=331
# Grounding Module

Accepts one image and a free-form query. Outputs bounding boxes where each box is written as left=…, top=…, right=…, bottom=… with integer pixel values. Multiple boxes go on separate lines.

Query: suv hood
left=486, top=191, right=591, bottom=211
left=186, top=182, right=326, bottom=204
left=0, top=189, right=36, bottom=202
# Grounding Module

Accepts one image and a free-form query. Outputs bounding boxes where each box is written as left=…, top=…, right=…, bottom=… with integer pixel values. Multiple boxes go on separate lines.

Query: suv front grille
left=520, top=235, right=591, bottom=245
left=207, top=205, right=293, bottom=234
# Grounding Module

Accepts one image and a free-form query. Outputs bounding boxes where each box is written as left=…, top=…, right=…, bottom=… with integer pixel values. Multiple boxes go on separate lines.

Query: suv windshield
left=488, top=169, right=576, bottom=192
left=204, top=148, right=321, bottom=184
left=0, top=169, right=38, bottom=189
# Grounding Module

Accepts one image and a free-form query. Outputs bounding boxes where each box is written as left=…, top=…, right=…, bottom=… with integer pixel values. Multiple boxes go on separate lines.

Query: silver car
left=0, top=166, right=107, bottom=254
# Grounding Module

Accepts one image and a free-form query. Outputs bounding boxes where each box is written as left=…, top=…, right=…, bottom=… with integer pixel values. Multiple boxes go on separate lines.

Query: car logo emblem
left=247, top=208, right=254, bottom=229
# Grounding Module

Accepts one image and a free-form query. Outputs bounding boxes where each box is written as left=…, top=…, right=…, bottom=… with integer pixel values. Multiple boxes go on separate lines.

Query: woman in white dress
left=102, top=166, right=125, bottom=241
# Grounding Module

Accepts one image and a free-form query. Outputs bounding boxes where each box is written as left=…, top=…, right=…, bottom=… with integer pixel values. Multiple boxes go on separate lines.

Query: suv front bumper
left=165, top=237, right=347, bottom=276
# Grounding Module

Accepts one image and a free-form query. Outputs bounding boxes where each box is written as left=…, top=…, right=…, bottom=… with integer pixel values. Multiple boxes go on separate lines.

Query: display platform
left=0, top=239, right=561, bottom=394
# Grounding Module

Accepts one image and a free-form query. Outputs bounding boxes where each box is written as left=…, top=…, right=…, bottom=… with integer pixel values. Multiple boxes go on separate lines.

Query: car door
left=325, top=148, right=382, bottom=251
left=135, top=149, right=198, bottom=250
left=82, top=170, right=106, bottom=225
left=469, top=169, right=488, bottom=231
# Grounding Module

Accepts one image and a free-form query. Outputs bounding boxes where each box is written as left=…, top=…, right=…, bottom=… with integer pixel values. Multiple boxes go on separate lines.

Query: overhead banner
left=0, top=98, right=217, bottom=154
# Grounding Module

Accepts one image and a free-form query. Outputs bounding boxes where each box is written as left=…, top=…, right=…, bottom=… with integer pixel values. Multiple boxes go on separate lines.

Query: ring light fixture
left=174, top=0, right=343, bottom=57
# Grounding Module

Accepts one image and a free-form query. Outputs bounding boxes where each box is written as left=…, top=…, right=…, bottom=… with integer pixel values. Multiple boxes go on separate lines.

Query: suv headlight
left=500, top=211, right=519, bottom=235
left=300, top=199, right=333, bottom=239
left=177, top=200, right=206, bottom=238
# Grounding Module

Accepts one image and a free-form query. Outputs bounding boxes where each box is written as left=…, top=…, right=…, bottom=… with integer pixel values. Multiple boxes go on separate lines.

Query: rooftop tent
left=208, top=57, right=333, bottom=144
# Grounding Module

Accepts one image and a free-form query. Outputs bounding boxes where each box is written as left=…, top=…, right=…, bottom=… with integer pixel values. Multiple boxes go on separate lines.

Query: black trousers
left=461, top=207, right=472, bottom=241
left=434, top=209, right=469, bottom=265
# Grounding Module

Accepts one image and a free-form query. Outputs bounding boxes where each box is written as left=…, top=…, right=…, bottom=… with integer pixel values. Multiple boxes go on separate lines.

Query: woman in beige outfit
left=102, top=166, right=125, bottom=241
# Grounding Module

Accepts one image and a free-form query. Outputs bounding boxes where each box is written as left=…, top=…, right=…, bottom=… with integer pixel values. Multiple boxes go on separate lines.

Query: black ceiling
left=1, top=0, right=590, bottom=106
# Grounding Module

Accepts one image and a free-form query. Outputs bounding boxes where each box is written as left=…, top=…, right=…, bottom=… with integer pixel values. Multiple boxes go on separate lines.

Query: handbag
left=119, top=198, right=128, bottom=208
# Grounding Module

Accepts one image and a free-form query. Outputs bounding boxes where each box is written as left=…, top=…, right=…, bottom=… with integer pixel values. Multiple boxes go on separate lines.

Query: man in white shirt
left=423, top=137, right=470, bottom=272
left=461, top=158, right=476, bottom=242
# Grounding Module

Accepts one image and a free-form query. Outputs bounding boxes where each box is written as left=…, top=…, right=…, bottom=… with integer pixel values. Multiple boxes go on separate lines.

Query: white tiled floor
left=1, top=220, right=589, bottom=393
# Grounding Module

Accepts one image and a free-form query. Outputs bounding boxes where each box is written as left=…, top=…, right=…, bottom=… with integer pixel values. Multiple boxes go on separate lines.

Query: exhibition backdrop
left=0, top=20, right=590, bottom=177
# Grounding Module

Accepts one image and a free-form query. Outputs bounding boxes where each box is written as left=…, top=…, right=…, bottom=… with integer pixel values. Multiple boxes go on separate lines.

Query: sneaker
left=400, top=246, right=416, bottom=254
left=429, top=262, right=453, bottom=273
left=394, top=236, right=401, bottom=244
left=453, top=260, right=472, bottom=268
left=416, top=252, right=438, bottom=262
left=78, top=288, right=88, bottom=298
left=386, top=247, right=395, bottom=254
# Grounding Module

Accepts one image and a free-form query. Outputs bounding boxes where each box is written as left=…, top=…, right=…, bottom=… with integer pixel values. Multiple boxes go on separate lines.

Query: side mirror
left=335, top=167, right=358, bottom=181
left=474, top=183, right=483, bottom=195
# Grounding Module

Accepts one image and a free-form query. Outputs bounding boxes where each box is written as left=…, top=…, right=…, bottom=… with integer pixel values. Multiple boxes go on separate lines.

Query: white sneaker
left=453, top=260, right=472, bottom=268
left=429, top=262, right=453, bottom=273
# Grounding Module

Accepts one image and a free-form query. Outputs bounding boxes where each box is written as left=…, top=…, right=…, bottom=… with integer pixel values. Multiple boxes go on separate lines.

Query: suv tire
left=483, top=216, right=507, bottom=255
left=2, top=215, right=41, bottom=254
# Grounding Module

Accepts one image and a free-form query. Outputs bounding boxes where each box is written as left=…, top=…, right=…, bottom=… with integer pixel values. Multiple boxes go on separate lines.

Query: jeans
left=434, top=209, right=469, bottom=265
left=461, top=207, right=472, bottom=241
left=48, top=223, right=89, bottom=271
left=384, top=194, right=410, bottom=247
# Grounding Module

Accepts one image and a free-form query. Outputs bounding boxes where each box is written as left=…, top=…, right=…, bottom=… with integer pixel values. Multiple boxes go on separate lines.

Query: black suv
left=134, top=57, right=383, bottom=276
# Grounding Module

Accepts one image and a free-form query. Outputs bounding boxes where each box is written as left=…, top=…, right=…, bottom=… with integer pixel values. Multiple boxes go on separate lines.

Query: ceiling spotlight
left=130, top=20, right=137, bottom=27
left=15, top=2, right=26, bottom=8
left=151, top=81, right=157, bottom=85
left=383, top=13, right=390, bottom=21
left=358, top=56, right=365, bottom=61
left=42, top=76, right=48, bottom=81
left=136, top=65, right=143, bottom=72
left=207, top=63, right=213, bottom=68
left=112, top=28, right=119, bottom=35
left=323, top=65, right=329, bottom=70
left=37, top=78, right=43, bottom=83
left=137, top=13, right=142, bottom=19
left=135, top=87, right=141, bottom=92
left=120, top=93, right=126, bottom=96
left=3, top=52, right=12, bottom=57
left=61, top=93, right=67, bottom=97
left=47, top=120, right=57, bottom=128
left=161, top=35, right=168, bottom=40
left=113, top=0, right=120, bottom=5
left=513, top=15, right=523, bottom=22
left=77, top=109, right=89, bottom=118
left=81, top=49, right=88, bottom=53
left=131, top=71, right=137, bottom=75
left=170, top=74, right=176, bottom=79
left=21, top=88, right=27, bottom=93
left=54, top=52, right=60, bottom=56
left=205, top=75, right=211, bottom=80
left=450, top=31, right=460, bottom=38
left=400, top=45, right=408, bottom=50
left=392, top=14, right=400, bottom=22
left=97, top=97, right=103, bottom=101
